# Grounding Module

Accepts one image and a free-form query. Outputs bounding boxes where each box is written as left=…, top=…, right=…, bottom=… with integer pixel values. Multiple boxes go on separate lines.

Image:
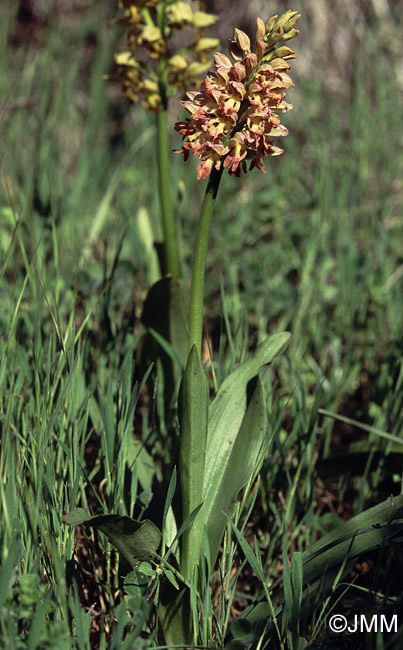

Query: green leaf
left=62, top=508, right=90, bottom=525
left=319, top=408, right=403, bottom=445
left=89, top=515, right=161, bottom=567
left=179, top=344, right=209, bottom=580
left=207, top=334, right=290, bottom=458
left=243, top=495, right=403, bottom=627
left=64, top=511, right=162, bottom=569
left=138, top=562, right=155, bottom=577
left=158, top=582, right=191, bottom=648
left=162, top=468, right=178, bottom=550
left=227, top=514, right=266, bottom=583
left=300, top=496, right=403, bottom=598
left=164, top=568, right=180, bottom=590
left=204, top=375, right=268, bottom=566
left=123, top=570, right=151, bottom=613
left=203, top=333, right=290, bottom=565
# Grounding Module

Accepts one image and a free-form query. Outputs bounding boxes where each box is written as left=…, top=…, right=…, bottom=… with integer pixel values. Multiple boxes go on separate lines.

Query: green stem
left=156, top=106, right=181, bottom=277
left=188, top=165, right=224, bottom=355
left=156, top=2, right=181, bottom=278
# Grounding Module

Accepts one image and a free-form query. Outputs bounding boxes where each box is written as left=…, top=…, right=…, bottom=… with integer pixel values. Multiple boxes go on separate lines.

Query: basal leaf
left=203, top=333, right=290, bottom=565
left=204, top=373, right=268, bottom=566
left=243, top=495, right=403, bottom=627
left=179, top=344, right=208, bottom=580
left=64, top=511, right=162, bottom=569
left=205, top=333, right=290, bottom=491
left=87, top=515, right=161, bottom=568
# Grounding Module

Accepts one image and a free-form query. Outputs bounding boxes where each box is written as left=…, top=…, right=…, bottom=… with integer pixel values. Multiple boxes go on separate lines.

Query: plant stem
left=156, top=105, right=182, bottom=277
left=188, top=165, right=224, bottom=355
left=156, top=2, right=181, bottom=278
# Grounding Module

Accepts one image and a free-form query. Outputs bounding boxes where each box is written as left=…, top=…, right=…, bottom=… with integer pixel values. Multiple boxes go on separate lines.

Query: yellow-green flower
left=174, top=11, right=300, bottom=178
left=110, top=0, right=219, bottom=113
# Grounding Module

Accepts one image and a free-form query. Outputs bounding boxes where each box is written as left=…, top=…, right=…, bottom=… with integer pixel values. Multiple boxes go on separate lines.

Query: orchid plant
left=109, top=0, right=219, bottom=277
left=64, top=5, right=403, bottom=649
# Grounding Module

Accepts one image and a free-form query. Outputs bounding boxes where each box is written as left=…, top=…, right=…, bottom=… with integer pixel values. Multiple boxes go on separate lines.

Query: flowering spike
left=174, top=11, right=300, bottom=178
left=110, top=1, right=220, bottom=113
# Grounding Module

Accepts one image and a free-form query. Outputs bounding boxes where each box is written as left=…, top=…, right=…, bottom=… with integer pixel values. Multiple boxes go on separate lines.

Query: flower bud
left=265, top=16, right=277, bottom=34
left=282, top=29, right=300, bottom=41
left=283, top=12, right=301, bottom=32
left=270, top=46, right=296, bottom=60
left=234, top=28, right=251, bottom=53
left=184, top=61, right=211, bottom=79
left=214, top=52, right=232, bottom=68
left=167, top=1, right=194, bottom=27
left=243, top=52, right=258, bottom=75
left=254, top=39, right=266, bottom=61
left=271, top=31, right=284, bottom=45
left=256, top=17, right=266, bottom=41
left=273, top=10, right=296, bottom=33
left=229, top=61, right=246, bottom=82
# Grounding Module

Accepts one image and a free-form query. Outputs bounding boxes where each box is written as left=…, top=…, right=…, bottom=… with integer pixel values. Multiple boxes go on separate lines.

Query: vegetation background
left=1, top=0, right=402, bottom=648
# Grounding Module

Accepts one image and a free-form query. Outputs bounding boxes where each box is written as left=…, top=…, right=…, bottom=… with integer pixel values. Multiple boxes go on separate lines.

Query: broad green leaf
left=123, top=570, right=152, bottom=615
left=88, top=515, right=161, bottom=568
left=203, top=333, right=290, bottom=565
left=205, top=333, right=290, bottom=489
left=64, top=511, right=162, bottom=568
left=300, top=495, right=403, bottom=593
left=124, top=569, right=149, bottom=591
left=204, top=374, right=268, bottom=566
left=243, top=495, right=403, bottom=627
left=179, top=344, right=208, bottom=580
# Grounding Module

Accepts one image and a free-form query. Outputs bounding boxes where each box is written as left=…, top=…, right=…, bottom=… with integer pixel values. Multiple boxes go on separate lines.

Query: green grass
left=1, top=2, right=402, bottom=648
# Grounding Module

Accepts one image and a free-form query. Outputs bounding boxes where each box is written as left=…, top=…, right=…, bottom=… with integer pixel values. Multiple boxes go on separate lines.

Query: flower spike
left=109, top=1, right=219, bottom=113
left=174, top=11, right=300, bottom=177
